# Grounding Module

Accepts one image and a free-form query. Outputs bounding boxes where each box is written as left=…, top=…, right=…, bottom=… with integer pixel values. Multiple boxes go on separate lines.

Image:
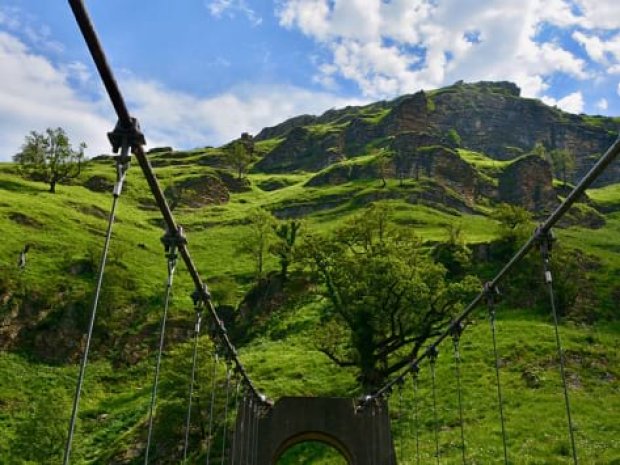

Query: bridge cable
left=235, top=393, right=247, bottom=465
left=359, top=134, right=620, bottom=408
left=67, top=0, right=269, bottom=409
left=144, top=228, right=182, bottom=464
left=428, top=346, right=440, bottom=465
left=228, top=374, right=241, bottom=465
left=410, top=365, right=421, bottom=465
left=184, top=293, right=204, bottom=462
left=485, top=282, right=509, bottom=465
left=62, top=143, right=131, bottom=465
left=252, top=400, right=260, bottom=465
left=206, top=351, right=219, bottom=465
left=538, top=229, right=579, bottom=465
left=451, top=321, right=467, bottom=464
left=220, top=363, right=233, bottom=465
left=398, top=380, right=404, bottom=464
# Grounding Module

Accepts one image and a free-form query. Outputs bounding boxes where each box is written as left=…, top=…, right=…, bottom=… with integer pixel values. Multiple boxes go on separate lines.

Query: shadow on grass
left=0, top=179, right=47, bottom=194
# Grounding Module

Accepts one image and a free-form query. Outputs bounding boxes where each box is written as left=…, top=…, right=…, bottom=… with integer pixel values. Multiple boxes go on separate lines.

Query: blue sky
left=0, top=0, right=618, bottom=160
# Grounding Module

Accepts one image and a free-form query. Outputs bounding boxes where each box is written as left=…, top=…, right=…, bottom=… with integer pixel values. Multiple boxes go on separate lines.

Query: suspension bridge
left=54, top=1, right=620, bottom=464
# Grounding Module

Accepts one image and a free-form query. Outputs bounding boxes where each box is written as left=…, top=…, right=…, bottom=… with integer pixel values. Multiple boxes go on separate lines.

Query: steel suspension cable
left=360, top=133, right=620, bottom=407
left=144, top=235, right=179, bottom=464
left=398, top=381, right=404, bottom=464
left=63, top=148, right=130, bottom=465
left=451, top=322, right=467, bottom=464
left=486, top=283, right=509, bottom=465
left=184, top=308, right=204, bottom=462
left=206, top=352, right=219, bottom=465
left=252, top=402, right=260, bottom=465
left=410, top=366, right=421, bottom=465
left=428, top=346, right=440, bottom=465
left=220, top=364, right=233, bottom=465
left=539, top=231, right=579, bottom=464
left=67, top=0, right=269, bottom=407
left=228, top=376, right=241, bottom=465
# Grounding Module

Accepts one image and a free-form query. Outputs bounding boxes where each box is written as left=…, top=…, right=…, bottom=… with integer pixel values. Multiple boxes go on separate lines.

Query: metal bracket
left=107, top=117, right=145, bottom=154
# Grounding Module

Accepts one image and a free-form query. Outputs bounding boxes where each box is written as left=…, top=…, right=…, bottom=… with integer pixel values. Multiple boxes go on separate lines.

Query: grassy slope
left=0, top=148, right=619, bottom=464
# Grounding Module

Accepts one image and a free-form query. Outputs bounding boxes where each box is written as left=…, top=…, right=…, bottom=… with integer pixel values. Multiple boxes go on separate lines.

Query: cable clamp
left=427, top=345, right=439, bottom=364
left=535, top=226, right=556, bottom=260
left=107, top=117, right=145, bottom=154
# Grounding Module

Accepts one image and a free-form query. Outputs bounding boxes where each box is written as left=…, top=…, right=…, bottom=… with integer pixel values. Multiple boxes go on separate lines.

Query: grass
left=1, top=151, right=619, bottom=463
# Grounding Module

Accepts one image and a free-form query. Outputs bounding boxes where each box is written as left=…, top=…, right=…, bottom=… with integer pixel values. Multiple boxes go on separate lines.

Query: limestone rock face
left=253, top=126, right=345, bottom=173
left=499, top=155, right=558, bottom=212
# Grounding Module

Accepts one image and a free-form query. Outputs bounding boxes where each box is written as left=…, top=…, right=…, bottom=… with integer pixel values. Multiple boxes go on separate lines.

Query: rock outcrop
left=498, top=155, right=557, bottom=212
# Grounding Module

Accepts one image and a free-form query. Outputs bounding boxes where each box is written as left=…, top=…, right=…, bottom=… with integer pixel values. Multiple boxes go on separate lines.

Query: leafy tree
left=238, top=209, right=275, bottom=280
left=270, top=219, right=302, bottom=282
left=432, top=222, right=472, bottom=279
left=225, top=133, right=254, bottom=180
left=301, top=203, right=479, bottom=390
left=549, top=148, right=576, bottom=186
left=493, top=203, right=533, bottom=246
left=13, top=127, right=85, bottom=193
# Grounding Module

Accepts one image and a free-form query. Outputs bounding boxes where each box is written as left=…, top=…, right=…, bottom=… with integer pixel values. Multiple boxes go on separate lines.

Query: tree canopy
left=13, top=127, right=85, bottom=193
left=301, top=203, right=479, bottom=390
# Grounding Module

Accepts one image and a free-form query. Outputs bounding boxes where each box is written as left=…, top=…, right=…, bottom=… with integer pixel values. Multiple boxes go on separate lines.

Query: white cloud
left=596, top=98, right=608, bottom=111
left=0, top=28, right=364, bottom=160
left=276, top=0, right=598, bottom=99
left=206, top=0, right=262, bottom=26
left=122, top=77, right=365, bottom=148
left=574, top=0, right=620, bottom=30
left=0, top=31, right=111, bottom=160
left=541, top=91, right=584, bottom=113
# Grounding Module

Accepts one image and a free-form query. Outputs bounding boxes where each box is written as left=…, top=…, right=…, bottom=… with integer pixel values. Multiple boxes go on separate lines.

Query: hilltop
left=0, top=81, right=619, bottom=464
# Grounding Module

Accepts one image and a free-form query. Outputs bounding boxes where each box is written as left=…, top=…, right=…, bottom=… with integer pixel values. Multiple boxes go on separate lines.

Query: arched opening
left=273, top=432, right=352, bottom=465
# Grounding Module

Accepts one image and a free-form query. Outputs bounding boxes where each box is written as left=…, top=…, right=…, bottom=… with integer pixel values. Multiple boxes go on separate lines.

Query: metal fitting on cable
left=191, top=283, right=211, bottom=308
left=535, top=226, right=556, bottom=261
left=484, top=281, right=500, bottom=308
left=161, top=225, right=187, bottom=259
left=107, top=117, right=145, bottom=154
left=451, top=320, right=464, bottom=343
left=427, top=345, right=439, bottom=364
left=410, top=362, right=420, bottom=379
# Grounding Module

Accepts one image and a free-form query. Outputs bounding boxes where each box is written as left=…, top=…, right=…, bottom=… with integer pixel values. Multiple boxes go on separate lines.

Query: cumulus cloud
left=0, top=28, right=363, bottom=160
left=596, top=98, right=608, bottom=111
left=542, top=91, right=585, bottom=114
left=122, top=77, right=365, bottom=148
left=276, top=0, right=602, bottom=99
left=206, top=0, right=262, bottom=26
left=0, top=31, right=111, bottom=160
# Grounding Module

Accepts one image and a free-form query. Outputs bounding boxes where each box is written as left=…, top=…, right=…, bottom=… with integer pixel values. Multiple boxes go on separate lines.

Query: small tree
left=226, top=133, right=254, bottom=180
left=376, top=150, right=389, bottom=188
left=549, top=148, right=576, bottom=186
left=270, top=219, right=302, bottom=281
left=13, top=127, right=85, bottom=193
left=238, top=209, right=275, bottom=280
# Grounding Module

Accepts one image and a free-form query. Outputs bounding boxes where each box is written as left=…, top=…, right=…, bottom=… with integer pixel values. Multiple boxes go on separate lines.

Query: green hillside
left=1, top=81, right=619, bottom=464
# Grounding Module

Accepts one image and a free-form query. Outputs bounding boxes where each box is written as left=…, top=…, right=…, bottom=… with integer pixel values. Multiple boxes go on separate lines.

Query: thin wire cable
left=398, top=382, right=404, bottom=464
left=220, top=365, right=232, bottom=465
left=370, top=402, right=377, bottom=464
left=63, top=154, right=129, bottom=465
left=206, top=352, right=219, bottom=465
left=429, top=348, right=440, bottom=465
left=252, top=402, right=260, bottom=465
left=486, top=284, right=509, bottom=465
left=144, top=247, right=178, bottom=464
left=246, top=398, right=254, bottom=465
left=229, top=377, right=241, bottom=465
left=411, top=368, right=421, bottom=465
left=540, top=233, right=579, bottom=464
left=452, top=324, right=467, bottom=464
left=184, top=311, right=203, bottom=463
